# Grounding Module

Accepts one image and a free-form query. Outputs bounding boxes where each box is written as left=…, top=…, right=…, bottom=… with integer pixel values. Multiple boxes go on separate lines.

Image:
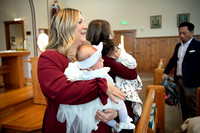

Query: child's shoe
left=114, top=122, right=135, bottom=133
left=118, top=121, right=135, bottom=130
left=113, top=123, right=122, bottom=133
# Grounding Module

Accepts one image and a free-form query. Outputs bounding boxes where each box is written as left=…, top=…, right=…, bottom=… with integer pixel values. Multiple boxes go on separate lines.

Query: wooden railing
left=135, top=85, right=165, bottom=133
left=154, top=58, right=166, bottom=85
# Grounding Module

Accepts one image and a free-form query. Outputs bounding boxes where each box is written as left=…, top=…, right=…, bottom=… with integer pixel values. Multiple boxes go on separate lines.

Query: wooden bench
left=135, top=85, right=165, bottom=133
left=154, top=58, right=166, bottom=85
left=0, top=65, right=11, bottom=87
left=0, top=57, right=46, bottom=133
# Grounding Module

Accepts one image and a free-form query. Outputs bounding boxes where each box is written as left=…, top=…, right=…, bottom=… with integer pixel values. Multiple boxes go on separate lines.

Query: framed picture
left=150, top=15, right=162, bottom=29
left=177, top=13, right=190, bottom=27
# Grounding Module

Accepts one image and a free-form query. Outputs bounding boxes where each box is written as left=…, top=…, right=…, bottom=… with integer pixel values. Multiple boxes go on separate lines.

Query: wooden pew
left=0, top=57, right=46, bottom=133
left=154, top=58, right=166, bottom=85
left=30, top=57, right=46, bottom=105
left=0, top=65, right=10, bottom=87
left=196, top=87, right=200, bottom=116
left=135, top=85, right=165, bottom=133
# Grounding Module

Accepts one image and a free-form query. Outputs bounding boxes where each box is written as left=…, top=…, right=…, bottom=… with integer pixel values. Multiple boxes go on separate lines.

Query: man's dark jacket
left=164, top=38, right=200, bottom=88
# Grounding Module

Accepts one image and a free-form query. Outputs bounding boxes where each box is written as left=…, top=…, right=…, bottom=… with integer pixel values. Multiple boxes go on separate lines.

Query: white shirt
left=176, top=37, right=193, bottom=76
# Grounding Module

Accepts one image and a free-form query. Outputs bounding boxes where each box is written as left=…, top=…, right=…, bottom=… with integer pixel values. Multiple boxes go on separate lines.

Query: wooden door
left=4, top=20, right=25, bottom=50
left=113, top=30, right=140, bottom=70
left=113, top=30, right=136, bottom=55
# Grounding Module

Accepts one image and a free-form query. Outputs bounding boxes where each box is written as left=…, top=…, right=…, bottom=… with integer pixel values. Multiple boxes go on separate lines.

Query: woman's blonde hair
left=46, top=8, right=80, bottom=61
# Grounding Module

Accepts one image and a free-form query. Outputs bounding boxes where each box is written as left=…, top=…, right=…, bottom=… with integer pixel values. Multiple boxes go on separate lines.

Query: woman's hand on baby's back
left=106, top=81, right=126, bottom=103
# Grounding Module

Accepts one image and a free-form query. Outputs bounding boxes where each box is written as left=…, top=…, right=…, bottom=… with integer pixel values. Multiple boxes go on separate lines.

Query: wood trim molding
left=136, top=34, right=200, bottom=39
left=114, top=29, right=137, bottom=34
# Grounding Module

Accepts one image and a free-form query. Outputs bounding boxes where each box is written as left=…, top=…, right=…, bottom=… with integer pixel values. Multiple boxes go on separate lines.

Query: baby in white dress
left=57, top=42, right=135, bottom=133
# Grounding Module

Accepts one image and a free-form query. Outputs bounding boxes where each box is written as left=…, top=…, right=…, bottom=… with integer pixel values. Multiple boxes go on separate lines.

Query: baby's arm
left=65, top=63, right=113, bottom=82
left=116, top=44, right=137, bottom=69
left=65, top=63, right=124, bottom=104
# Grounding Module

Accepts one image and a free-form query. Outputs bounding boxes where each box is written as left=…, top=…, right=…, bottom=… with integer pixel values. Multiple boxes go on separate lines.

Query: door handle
left=128, top=52, right=134, bottom=54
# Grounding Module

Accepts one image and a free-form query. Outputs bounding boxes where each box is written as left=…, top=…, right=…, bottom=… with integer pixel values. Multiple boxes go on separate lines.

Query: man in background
left=162, top=22, right=200, bottom=121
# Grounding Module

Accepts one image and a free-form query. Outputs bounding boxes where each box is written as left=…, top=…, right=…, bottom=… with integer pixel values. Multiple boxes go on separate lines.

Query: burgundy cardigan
left=37, top=50, right=111, bottom=133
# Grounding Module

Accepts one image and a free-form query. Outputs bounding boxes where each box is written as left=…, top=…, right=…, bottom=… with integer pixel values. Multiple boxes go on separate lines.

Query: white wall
left=33, top=0, right=49, bottom=55
left=0, top=0, right=34, bottom=55
left=0, top=0, right=48, bottom=55
left=0, top=0, right=199, bottom=78
left=0, top=0, right=49, bottom=77
left=34, top=0, right=49, bottom=32
left=59, top=0, right=200, bottom=37
left=0, top=0, right=200, bottom=53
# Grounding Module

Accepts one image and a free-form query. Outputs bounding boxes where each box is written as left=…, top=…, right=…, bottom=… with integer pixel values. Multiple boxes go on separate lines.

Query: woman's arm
left=38, top=50, right=125, bottom=105
left=103, top=56, right=137, bottom=80
left=65, top=63, right=125, bottom=104
left=38, top=50, right=108, bottom=105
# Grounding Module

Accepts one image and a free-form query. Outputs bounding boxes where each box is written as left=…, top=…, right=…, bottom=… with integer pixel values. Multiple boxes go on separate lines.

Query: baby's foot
left=113, top=123, right=121, bottom=133
left=114, top=122, right=135, bottom=132
left=113, top=116, right=134, bottom=132
left=118, top=122, right=135, bottom=130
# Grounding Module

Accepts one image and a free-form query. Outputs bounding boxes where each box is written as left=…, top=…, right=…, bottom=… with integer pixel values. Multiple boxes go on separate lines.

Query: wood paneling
left=135, top=35, right=200, bottom=73
left=113, top=31, right=200, bottom=73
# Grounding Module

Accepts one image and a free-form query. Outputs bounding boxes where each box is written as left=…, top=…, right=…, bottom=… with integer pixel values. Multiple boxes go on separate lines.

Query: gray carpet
left=139, top=73, right=184, bottom=133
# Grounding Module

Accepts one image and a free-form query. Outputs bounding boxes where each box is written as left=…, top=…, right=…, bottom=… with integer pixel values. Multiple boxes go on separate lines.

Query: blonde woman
left=38, top=8, right=125, bottom=133
left=57, top=43, right=135, bottom=133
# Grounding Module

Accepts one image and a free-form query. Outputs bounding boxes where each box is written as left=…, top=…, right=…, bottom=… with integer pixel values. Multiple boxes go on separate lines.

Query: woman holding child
left=37, top=8, right=125, bottom=133
left=87, top=20, right=140, bottom=132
